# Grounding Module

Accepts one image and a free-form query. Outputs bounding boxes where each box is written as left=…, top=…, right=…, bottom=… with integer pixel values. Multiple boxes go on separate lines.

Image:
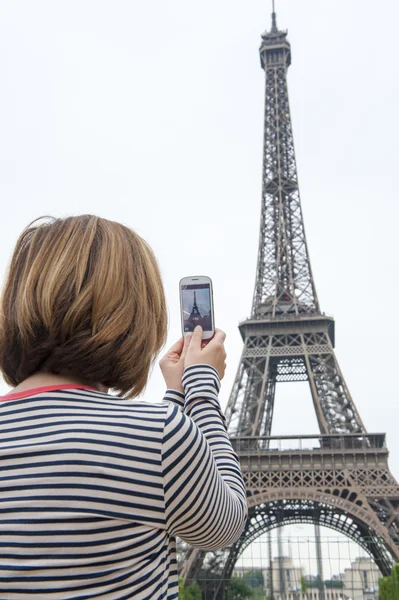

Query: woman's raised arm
left=162, top=364, right=248, bottom=549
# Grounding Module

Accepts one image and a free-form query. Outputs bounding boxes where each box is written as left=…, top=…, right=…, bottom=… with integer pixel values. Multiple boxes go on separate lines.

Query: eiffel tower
left=189, top=291, right=201, bottom=319
left=181, top=4, right=399, bottom=597
left=187, top=291, right=202, bottom=329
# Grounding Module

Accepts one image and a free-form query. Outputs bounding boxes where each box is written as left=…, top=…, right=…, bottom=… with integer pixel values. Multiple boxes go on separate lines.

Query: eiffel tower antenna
left=182, top=9, right=399, bottom=595
left=271, top=0, right=278, bottom=32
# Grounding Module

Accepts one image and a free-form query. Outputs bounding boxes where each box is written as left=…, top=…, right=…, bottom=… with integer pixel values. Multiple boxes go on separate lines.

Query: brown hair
left=0, top=215, right=167, bottom=399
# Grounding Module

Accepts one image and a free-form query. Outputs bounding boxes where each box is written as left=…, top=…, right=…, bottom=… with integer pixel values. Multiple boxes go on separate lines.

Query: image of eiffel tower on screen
left=182, top=285, right=212, bottom=332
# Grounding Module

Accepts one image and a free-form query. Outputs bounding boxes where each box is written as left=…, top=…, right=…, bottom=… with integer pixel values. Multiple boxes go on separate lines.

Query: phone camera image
left=182, top=284, right=212, bottom=332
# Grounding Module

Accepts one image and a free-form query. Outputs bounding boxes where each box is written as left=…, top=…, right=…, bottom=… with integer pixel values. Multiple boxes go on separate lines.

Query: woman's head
left=0, top=215, right=167, bottom=398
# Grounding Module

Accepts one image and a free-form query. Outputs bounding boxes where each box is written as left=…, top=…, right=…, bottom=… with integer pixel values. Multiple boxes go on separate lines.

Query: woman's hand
left=185, top=326, right=227, bottom=379
left=160, top=327, right=227, bottom=391
left=159, top=335, right=192, bottom=393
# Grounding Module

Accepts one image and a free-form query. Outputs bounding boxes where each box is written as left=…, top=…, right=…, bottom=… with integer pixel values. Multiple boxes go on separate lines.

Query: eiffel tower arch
left=181, top=5, right=399, bottom=597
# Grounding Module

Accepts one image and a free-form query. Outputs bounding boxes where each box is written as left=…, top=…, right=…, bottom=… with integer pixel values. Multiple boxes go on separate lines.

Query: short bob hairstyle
left=0, top=215, right=167, bottom=399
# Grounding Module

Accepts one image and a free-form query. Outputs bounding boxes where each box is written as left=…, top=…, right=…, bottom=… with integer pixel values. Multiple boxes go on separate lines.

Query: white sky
left=0, top=0, right=398, bottom=563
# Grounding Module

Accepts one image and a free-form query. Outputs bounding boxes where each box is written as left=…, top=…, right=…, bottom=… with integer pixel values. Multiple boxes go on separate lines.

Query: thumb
left=190, top=325, right=203, bottom=350
left=181, top=332, right=192, bottom=359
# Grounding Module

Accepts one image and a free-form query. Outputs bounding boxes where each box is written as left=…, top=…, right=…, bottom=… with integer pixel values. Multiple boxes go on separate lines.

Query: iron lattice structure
left=182, top=8, right=399, bottom=598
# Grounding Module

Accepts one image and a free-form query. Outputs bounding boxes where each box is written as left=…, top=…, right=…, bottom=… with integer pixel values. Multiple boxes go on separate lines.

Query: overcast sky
left=0, top=0, right=398, bottom=501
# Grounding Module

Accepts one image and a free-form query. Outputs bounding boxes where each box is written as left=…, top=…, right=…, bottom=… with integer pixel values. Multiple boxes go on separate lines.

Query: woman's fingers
left=184, top=327, right=227, bottom=378
left=166, top=337, right=184, bottom=356
left=190, top=325, right=203, bottom=349
left=181, top=333, right=192, bottom=359
left=166, top=328, right=225, bottom=358
left=212, top=329, right=226, bottom=344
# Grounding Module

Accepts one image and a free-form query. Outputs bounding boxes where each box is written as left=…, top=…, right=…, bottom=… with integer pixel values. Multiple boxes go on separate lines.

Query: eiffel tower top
left=260, top=1, right=291, bottom=69
left=268, top=0, right=280, bottom=34
left=252, top=2, right=318, bottom=319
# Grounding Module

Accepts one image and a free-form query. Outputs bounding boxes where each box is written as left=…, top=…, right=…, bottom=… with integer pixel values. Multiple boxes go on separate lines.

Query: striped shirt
left=0, top=364, right=247, bottom=599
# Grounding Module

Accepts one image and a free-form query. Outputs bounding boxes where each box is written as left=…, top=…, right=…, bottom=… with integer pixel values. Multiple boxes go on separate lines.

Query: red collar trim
left=0, top=384, right=98, bottom=402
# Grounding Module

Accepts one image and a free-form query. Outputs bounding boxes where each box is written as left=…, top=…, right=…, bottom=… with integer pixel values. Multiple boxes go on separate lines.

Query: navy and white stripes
left=0, top=365, right=247, bottom=599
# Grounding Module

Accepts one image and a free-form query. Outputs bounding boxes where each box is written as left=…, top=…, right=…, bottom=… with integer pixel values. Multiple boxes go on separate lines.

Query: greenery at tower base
left=228, top=577, right=268, bottom=599
left=379, top=564, right=399, bottom=600
left=178, top=577, right=202, bottom=600
left=227, top=577, right=255, bottom=599
left=301, top=575, right=344, bottom=591
left=178, top=569, right=268, bottom=600
left=242, top=570, right=265, bottom=590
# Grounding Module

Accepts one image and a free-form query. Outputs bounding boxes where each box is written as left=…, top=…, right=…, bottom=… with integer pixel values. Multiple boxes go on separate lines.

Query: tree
left=178, top=577, right=202, bottom=600
left=243, top=570, right=265, bottom=590
left=303, top=577, right=321, bottom=589
left=228, top=577, right=255, bottom=600
left=251, top=589, right=269, bottom=600
left=379, top=576, right=396, bottom=600
left=176, top=537, right=191, bottom=573
left=324, top=580, right=344, bottom=589
left=379, top=564, right=399, bottom=600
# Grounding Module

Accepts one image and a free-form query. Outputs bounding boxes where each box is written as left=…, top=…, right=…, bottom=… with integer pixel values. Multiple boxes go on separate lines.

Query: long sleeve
left=163, top=389, right=185, bottom=410
left=162, top=365, right=248, bottom=550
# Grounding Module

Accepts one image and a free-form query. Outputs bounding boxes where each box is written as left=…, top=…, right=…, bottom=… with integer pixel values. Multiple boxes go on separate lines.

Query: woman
left=0, top=215, right=247, bottom=599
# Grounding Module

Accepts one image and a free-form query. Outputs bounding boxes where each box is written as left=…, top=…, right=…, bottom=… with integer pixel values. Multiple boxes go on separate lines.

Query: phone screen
left=181, top=283, right=213, bottom=333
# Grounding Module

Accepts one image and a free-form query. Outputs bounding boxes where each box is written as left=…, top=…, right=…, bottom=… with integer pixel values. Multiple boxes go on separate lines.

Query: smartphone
left=179, top=275, right=215, bottom=340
